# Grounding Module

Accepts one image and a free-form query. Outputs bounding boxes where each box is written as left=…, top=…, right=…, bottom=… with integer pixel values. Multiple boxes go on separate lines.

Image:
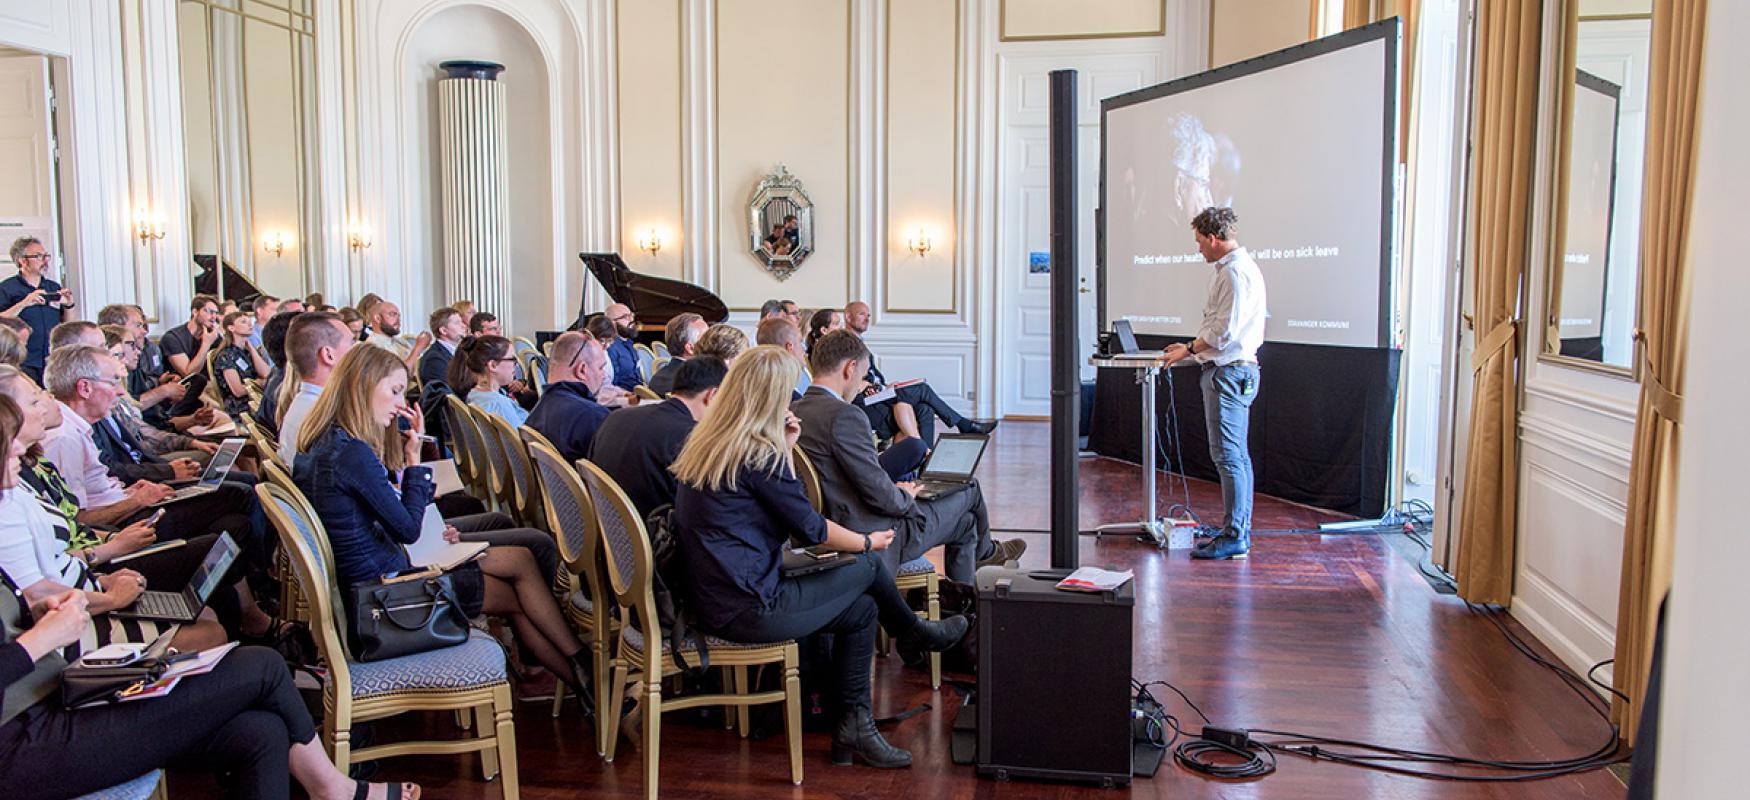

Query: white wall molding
left=1513, top=567, right=1618, bottom=682
left=1517, top=411, right=1635, bottom=478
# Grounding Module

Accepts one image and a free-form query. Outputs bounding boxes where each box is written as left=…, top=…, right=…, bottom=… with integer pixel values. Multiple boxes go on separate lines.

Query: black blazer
left=587, top=397, right=695, bottom=519
left=418, top=342, right=454, bottom=389
left=647, top=356, right=686, bottom=396
left=790, top=386, right=921, bottom=573
left=92, top=415, right=175, bottom=484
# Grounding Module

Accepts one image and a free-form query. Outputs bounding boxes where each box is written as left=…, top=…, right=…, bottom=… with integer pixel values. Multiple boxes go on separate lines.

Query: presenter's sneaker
left=1191, top=533, right=1250, bottom=560
left=976, top=538, right=1028, bottom=568
left=833, top=705, right=914, bottom=768
left=957, top=418, right=998, bottom=435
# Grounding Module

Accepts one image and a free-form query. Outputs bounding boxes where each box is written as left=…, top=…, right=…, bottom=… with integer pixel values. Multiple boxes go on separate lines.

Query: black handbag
left=345, top=571, right=470, bottom=662
left=61, top=630, right=175, bottom=709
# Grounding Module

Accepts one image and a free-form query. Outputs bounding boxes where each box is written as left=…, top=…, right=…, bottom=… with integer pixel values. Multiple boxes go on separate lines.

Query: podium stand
left=1087, top=354, right=1176, bottom=545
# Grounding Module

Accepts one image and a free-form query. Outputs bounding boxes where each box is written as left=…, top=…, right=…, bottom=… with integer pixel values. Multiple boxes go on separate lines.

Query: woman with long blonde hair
left=670, top=346, right=967, bottom=770
left=292, top=345, right=590, bottom=702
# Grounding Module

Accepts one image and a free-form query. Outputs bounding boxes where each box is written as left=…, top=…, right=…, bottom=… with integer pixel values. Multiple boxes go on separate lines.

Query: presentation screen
left=1100, top=20, right=1399, bottom=348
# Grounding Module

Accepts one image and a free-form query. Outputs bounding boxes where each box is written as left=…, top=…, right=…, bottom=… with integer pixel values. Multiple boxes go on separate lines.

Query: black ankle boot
left=831, top=705, right=913, bottom=768
left=898, top=614, right=969, bottom=653
left=569, top=655, right=596, bottom=719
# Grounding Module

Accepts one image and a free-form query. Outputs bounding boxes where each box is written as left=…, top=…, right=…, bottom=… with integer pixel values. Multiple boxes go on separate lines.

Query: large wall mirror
left=178, top=0, right=323, bottom=303
left=1543, top=2, right=1652, bottom=374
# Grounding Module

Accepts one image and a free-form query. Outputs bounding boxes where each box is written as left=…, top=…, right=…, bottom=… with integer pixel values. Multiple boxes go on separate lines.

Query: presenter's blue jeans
left=1200, top=361, right=1260, bottom=539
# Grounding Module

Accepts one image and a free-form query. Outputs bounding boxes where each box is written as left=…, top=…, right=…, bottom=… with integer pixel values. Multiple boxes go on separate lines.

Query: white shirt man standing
left=1159, top=206, right=1267, bottom=560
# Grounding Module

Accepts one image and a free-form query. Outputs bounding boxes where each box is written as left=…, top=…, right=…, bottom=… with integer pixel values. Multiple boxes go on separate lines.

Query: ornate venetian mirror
left=747, top=165, right=814, bottom=279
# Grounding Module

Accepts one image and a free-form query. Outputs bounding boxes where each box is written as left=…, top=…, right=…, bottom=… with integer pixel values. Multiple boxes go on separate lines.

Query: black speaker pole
left=1048, top=69, right=1080, bottom=571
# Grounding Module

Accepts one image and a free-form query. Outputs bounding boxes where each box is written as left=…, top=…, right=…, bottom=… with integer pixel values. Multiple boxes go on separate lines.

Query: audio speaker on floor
left=972, top=567, right=1135, bottom=786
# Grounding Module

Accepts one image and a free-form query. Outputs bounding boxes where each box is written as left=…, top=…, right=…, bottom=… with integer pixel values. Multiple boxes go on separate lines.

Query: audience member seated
left=248, top=295, right=281, bottom=350
left=214, top=311, right=271, bottom=419
left=0, top=327, right=24, bottom=370
left=280, top=297, right=307, bottom=315
left=671, top=346, right=968, bottom=769
left=354, top=294, right=382, bottom=338
left=757, top=317, right=812, bottom=399
left=464, top=313, right=534, bottom=406
left=100, top=325, right=217, bottom=466
left=693, top=323, right=748, bottom=365
left=364, top=301, right=432, bottom=373
left=3, top=368, right=292, bottom=650
left=452, top=299, right=476, bottom=329
left=0, top=393, right=227, bottom=652
left=843, top=301, right=995, bottom=443
left=292, top=344, right=588, bottom=703
left=253, top=309, right=300, bottom=436
left=276, top=312, right=355, bottom=470
left=418, top=306, right=468, bottom=389
left=648, top=312, right=708, bottom=396
left=0, top=580, right=420, bottom=799
left=467, top=311, right=501, bottom=337
left=590, top=356, right=725, bottom=519
left=0, top=236, right=72, bottom=384
left=796, top=331, right=1023, bottom=582
left=599, top=303, right=644, bottom=392
left=525, top=332, right=612, bottom=464
left=158, top=294, right=223, bottom=419
left=100, top=304, right=183, bottom=427
left=61, top=326, right=205, bottom=484
left=40, top=346, right=268, bottom=558
left=338, top=306, right=365, bottom=340
left=806, top=308, right=843, bottom=355
left=449, top=335, right=527, bottom=427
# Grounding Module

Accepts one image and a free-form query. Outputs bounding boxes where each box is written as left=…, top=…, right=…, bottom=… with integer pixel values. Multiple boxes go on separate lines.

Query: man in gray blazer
left=792, top=331, right=1025, bottom=582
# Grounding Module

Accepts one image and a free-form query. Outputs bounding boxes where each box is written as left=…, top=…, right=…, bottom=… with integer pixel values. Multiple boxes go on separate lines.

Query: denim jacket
left=292, top=426, right=435, bottom=586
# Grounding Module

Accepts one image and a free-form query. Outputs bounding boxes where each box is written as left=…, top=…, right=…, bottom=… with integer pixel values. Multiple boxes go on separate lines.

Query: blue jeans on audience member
left=1200, top=362, right=1259, bottom=539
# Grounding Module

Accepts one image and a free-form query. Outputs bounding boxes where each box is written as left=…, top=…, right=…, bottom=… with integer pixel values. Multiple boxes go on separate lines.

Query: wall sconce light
left=636, top=228, right=664, bottom=256
left=348, top=229, right=373, bottom=251
left=262, top=232, right=286, bottom=258
left=135, top=209, right=167, bottom=244
left=906, top=227, right=933, bottom=257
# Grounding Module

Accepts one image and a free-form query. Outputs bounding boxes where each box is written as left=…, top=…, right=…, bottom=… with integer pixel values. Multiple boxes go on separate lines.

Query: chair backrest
left=482, top=411, right=542, bottom=528
left=468, top=404, right=514, bottom=509
left=541, top=340, right=554, bottom=357
left=443, top=394, right=487, bottom=495
left=516, top=350, right=547, bottom=399
left=633, top=385, right=663, bottom=404
left=203, top=349, right=225, bottom=404
left=632, top=344, right=656, bottom=382
left=256, top=481, right=354, bottom=690
left=791, top=446, right=824, bottom=513
left=650, top=340, right=670, bottom=359
left=525, top=434, right=608, bottom=609
left=513, top=336, right=537, bottom=357
left=571, top=457, right=659, bottom=632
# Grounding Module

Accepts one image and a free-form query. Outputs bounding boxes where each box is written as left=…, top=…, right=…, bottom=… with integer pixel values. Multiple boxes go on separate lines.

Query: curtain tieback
left=1469, top=319, right=1517, bottom=373
left=1633, top=329, right=1685, bottom=424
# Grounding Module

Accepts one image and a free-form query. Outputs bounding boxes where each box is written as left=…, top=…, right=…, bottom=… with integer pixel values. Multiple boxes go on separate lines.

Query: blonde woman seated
left=446, top=334, right=528, bottom=427
left=693, top=323, right=749, bottom=365
left=0, top=393, right=228, bottom=652
left=670, top=346, right=968, bottom=770
left=292, top=345, right=590, bottom=703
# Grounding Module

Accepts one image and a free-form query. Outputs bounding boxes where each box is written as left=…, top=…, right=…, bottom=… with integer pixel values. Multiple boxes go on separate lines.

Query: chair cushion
left=350, top=629, right=508, bottom=699
left=73, top=771, right=160, bottom=800
left=622, top=624, right=781, bottom=654
left=568, top=590, right=593, bottom=613
left=896, top=557, right=936, bottom=576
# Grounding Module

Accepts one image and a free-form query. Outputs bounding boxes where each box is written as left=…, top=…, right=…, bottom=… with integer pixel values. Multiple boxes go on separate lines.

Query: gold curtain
left=1612, top=0, right=1706, bottom=746
left=1451, top=0, right=1542, bottom=605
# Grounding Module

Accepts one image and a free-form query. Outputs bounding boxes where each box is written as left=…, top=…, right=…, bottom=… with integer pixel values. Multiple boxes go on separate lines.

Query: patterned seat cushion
left=621, top=624, right=783, bottom=654
left=350, top=629, right=507, bottom=699
left=568, top=590, right=593, bottom=613
left=896, top=557, right=936, bottom=576
left=73, top=771, right=160, bottom=800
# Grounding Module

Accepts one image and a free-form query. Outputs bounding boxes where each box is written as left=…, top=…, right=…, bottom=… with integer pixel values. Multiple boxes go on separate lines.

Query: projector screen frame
left=1096, top=17, right=1402, bottom=349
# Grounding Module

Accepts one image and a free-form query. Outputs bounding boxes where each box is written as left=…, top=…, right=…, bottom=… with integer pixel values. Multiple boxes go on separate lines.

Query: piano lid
left=578, top=252, right=727, bottom=326
left=192, top=254, right=263, bottom=306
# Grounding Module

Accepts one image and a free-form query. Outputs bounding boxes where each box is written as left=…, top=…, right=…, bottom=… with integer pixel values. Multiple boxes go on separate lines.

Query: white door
left=995, top=51, right=1165, bottom=417
left=0, top=55, right=60, bottom=270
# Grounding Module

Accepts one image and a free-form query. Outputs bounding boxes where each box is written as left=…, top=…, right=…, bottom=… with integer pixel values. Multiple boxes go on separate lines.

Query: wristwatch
left=861, top=534, right=872, bottom=553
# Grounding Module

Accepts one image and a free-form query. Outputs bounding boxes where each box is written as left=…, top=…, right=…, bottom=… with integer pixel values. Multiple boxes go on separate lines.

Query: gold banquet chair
left=256, top=482, right=521, bottom=797
left=576, top=458, right=804, bottom=798
left=443, top=394, right=496, bottom=505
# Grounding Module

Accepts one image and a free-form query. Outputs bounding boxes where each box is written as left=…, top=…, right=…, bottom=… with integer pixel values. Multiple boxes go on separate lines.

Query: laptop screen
left=188, top=532, right=240, bottom=603
left=200, top=438, right=246, bottom=486
left=921, top=436, right=988, bottom=480
left=1114, top=319, right=1141, bottom=354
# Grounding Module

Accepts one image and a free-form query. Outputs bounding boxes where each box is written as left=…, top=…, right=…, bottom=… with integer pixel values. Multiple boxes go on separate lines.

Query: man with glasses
left=1, top=236, right=75, bottom=382
left=525, top=331, right=612, bottom=463
left=601, top=303, right=644, bottom=392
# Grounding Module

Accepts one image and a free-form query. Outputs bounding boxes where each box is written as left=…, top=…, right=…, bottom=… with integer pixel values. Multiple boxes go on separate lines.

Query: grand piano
left=192, top=254, right=263, bottom=306
left=573, top=252, right=727, bottom=339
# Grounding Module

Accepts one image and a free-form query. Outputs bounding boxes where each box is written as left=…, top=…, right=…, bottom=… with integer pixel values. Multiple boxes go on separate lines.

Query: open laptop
left=912, top=433, right=991, bottom=501
left=156, top=437, right=245, bottom=505
left=1106, top=319, right=1159, bottom=361
left=112, top=532, right=240, bottom=623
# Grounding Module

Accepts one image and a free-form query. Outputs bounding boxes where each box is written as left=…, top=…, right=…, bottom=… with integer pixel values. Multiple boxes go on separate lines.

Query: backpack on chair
left=641, top=504, right=711, bottom=673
